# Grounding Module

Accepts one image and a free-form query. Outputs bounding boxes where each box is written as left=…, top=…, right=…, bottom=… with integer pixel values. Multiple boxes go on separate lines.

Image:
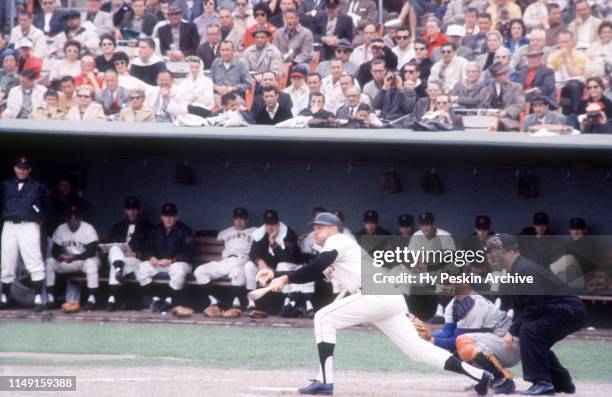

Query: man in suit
left=197, top=25, right=222, bottom=70
left=479, top=61, right=526, bottom=131
left=523, top=95, right=568, bottom=132
left=82, top=0, right=114, bottom=36
left=219, top=8, right=244, bottom=52
left=119, top=0, right=159, bottom=37
left=1, top=69, right=47, bottom=120
left=335, top=85, right=363, bottom=119
left=158, top=4, right=200, bottom=61
left=96, top=70, right=130, bottom=116
left=251, top=72, right=293, bottom=115
left=255, top=86, right=293, bottom=124
left=313, top=0, right=353, bottom=61
left=34, top=0, right=66, bottom=37
left=513, top=48, right=556, bottom=105
left=373, top=71, right=417, bottom=121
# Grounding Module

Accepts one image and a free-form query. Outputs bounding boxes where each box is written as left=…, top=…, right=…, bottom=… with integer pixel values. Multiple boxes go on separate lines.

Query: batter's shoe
left=298, top=380, right=333, bottom=395
left=493, top=378, right=516, bottom=395
left=474, top=371, right=494, bottom=396
left=520, top=382, right=555, bottom=395
left=83, top=301, right=96, bottom=311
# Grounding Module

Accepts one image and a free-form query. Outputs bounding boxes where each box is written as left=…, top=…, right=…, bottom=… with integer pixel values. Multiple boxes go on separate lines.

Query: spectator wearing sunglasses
left=428, top=43, right=468, bottom=92
left=119, top=88, right=155, bottom=122
left=400, top=60, right=426, bottom=98
left=392, top=27, right=415, bottom=69
left=233, top=0, right=255, bottom=32
left=409, top=38, right=432, bottom=81
left=317, top=39, right=357, bottom=78
left=578, top=77, right=612, bottom=120
left=243, top=3, right=277, bottom=49
left=65, top=85, right=106, bottom=121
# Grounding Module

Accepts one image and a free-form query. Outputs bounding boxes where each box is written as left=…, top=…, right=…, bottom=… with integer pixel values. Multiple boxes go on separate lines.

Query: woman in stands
left=49, top=40, right=82, bottom=83
left=505, top=19, right=529, bottom=54
left=578, top=77, right=612, bottom=120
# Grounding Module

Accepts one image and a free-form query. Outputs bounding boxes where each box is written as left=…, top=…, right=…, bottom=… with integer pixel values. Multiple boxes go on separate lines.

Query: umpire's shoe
left=520, top=381, right=555, bottom=395
left=298, top=380, right=333, bottom=395
left=474, top=371, right=494, bottom=396
left=493, top=378, right=516, bottom=395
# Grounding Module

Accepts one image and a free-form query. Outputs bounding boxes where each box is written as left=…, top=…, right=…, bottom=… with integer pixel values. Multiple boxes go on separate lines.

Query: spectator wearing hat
left=1, top=70, right=46, bottom=120
left=10, top=10, right=47, bottom=59
left=0, top=52, right=19, bottom=103
left=462, top=215, right=494, bottom=268
left=510, top=29, right=552, bottom=71
left=428, top=43, right=468, bottom=92
left=523, top=95, right=568, bottom=132
left=568, top=218, right=587, bottom=241
left=299, top=92, right=336, bottom=119
left=243, top=27, right=283, bottom=76
left=136, top=203, right=194, bottom=313
left=317, top=38, right=358, bottom=78
left=349, top=23, right=378, bottom=66
left=431, top=24, right=474, bottom=63
left=313, top=0, right=353, bottom=60
left=118, top=0, right=159, bottom=38
left=34, top=0, right=67, bottom=37
left=219, top=8, right=245, bottom=52
left=519, top=212, right=556, bottom=267
left=96, top=69, right=130, bottom=116
left=513, top=47, right=556, bottom=105
left=15, top=37, right=43, bottom=79
left=158, top=4, right=200, bottom=60
left=31, top=90, right=65, bottom=120
left=55, top=9, right=100, bottom=54
left=211, top=40, right=254, bottom=97
left=119, top=88, right=155, bottom=122
left=450, top=61, right=484, bottom=107
left=254, top=86, right=293, bottom=125
left=284, top=65, right=310, bottom=116
left=392, top=26, right=415, bottom=69
left=244, top=3, right=277, bottom=48
left=479, top=61, right=525, bottom=131
left=65, top=85, right=106, bottom=121
left=273, top=7, right=314, bottom=65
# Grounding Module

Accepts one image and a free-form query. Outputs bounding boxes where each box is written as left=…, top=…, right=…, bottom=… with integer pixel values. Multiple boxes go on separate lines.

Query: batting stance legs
left=311, top=293, right=491, bottom=394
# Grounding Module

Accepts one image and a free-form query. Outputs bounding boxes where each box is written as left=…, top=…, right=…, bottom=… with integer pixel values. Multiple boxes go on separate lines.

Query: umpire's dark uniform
left=506, top=255, right=586, bottom=392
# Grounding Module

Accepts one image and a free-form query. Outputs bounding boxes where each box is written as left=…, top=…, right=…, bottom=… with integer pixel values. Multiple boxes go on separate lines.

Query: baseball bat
left=247, top=285, right=273, bottom=301
left=333, top=289, right=348, bottom=302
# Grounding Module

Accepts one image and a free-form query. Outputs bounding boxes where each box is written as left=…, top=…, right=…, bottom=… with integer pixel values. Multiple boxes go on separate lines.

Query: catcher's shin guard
left=474, top=351, right=514, bottom=381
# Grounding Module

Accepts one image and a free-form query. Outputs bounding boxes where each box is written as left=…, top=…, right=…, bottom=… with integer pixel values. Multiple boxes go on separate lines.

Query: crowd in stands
left=0, top=0, right=611, bottom=132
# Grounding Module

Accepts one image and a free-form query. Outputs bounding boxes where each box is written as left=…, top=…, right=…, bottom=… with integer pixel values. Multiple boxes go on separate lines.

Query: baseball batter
left=0, top=156, right=47, bottom=312
left=46, top=206, right=100, bottom=311
left=194, top=207, right=255, bottom=317
left=266, top=212, right=493, bottom=395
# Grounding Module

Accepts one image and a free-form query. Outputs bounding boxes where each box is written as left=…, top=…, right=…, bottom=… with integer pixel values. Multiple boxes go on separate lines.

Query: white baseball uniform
left=46, top=221, right=100, bottom=289
left=108, top=223, right=141, bottom=286
left=194, top=226, right=256, bottom=286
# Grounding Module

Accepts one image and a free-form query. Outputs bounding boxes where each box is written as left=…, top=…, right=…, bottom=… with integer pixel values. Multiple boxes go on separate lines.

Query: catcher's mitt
left=61, top=301, right=81, bottom=313
left=171, top=305, right=194, bottom=318
left=409, top=315, right=432, bottom=341
left=222, top=307, right=242, bottom=318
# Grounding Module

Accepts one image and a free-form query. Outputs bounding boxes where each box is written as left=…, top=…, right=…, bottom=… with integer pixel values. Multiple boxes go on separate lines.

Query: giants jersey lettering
left=321, top=233, right=362, bottom=293
left=52, top=221, right=99, bottom=255
left=218, top=226, right=256, bottom=258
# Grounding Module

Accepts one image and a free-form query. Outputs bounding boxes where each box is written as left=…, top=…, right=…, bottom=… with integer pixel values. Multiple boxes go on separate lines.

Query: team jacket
left=143, top=222, right=193, bottom=262
left=249, top=224, right=301, bottom=268
left=109, top=218, right=154, bottom=258
left=1, top=177, right=46, bottom=222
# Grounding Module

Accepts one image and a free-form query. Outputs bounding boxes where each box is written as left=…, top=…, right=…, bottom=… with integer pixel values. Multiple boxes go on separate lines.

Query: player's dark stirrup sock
left=1, top=282, right=11, bottom=297
left=31, top=280, right=44, bottom=295
left=88, top=288, right=98, bottom=303
left=166, top=285, right=179, bottom=305
left=195, top=284, right=210, bottom=305
left=473, top=352, right=508, bottom=380
left=444, top=355, right=485, bottom=382
left=113, top=260, right=125, bottom=270
left=317, top=342, right=335, bottom=384
left=108, top=285, right=119, bottom=302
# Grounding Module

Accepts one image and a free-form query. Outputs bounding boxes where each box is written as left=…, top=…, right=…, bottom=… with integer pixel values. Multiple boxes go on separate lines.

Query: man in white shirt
left=429, top=43, right=468, bottom=92
left=350, top=23, right=378, bottom=65
left=1, top=70, right=46, bottom=120
left=321, top=59, right=344, bottom=112
left=284, top=65, right=310, bottom=116
left=82, top=0, right=114, bottom=36
left=568, top=0, right=602, bottom=50
left=392, top=27, right=415, bottom=69
left=145, top=70, right=187, bottom=123
left=9, top=10, right=47, bottom=58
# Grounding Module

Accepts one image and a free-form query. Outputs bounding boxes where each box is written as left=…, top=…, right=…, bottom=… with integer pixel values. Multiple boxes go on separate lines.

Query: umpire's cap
left=486, top=234, right=519, bottom=252
left=161, top=203, right=178, bottom=216
left=233, top=207, right=249, bottom=219
left=125, top=196, right=141, bottom=209
left=15, top=155, right=31, bottom=169
left=309, top=212, right=342, bottom=228
left=263, top=209, right=279, bottom=225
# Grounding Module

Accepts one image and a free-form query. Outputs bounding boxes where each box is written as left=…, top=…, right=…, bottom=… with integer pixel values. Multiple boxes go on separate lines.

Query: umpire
left=0, top=156, right=47, bottom=312
left=486, top=234, right=586, bottom=396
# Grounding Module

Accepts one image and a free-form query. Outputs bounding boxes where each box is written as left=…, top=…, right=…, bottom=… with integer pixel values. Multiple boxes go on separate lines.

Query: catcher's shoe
left=474, top=371, right=494, bottom=396
left=203, top=304, right=223, bottom=317
left=298, top=380, right=333, bottom=395
left=493, top=378, right=516, bottom=395
left=280, top=304, right=303, bottom=318
left=83, top=301, right=96, bottom=312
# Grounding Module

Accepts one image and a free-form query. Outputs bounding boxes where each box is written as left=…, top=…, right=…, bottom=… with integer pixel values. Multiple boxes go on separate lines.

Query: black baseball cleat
left=157, top=300, right=172, bottom=313
left=475, top=371, right=494, bottom=396
left=83, top=301, right=96, bottom=311
left=520, top=381, right=555, bottom=395
left=493, top=378, right=516, bottom=395
left=33, top=303, right=45, bottom=313
left=298, top=380, right=333, bottom=395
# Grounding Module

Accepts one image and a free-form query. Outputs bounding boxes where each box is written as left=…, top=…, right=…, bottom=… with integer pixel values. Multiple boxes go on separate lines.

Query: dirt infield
left=1, top=365, right=611, bottom=397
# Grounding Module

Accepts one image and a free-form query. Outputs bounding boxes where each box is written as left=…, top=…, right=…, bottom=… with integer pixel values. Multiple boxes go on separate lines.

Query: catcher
left=411, top=265, right=521, bottom=395
left=263, top=212, right=493, bottom=396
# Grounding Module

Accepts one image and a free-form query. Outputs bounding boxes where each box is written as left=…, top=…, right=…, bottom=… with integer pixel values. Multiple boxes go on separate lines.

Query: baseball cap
left=419, top=212, right=435, bottom=225
left=62, top=9, right=81, bottom=20
left=161, top=203, right=178, bottom=216
left=475, top=215, right=491, bottom=230
left=67, top=205, right=82, bottom=218
left=533, top=212, right=549, bottom=225
left=15, top=37, right=34, bottom=49
left=324, top=0, right=340, bottom=8
left=15, top=155, right=31, bottom=169
left=263, top=209, right=279, bottom=225
left=446, top=24, right=465, bottom=37
left=125, top=196, right=141, bottom=209
left=336, top=38, right=352, bottom=50
left=233, top=207, right=249, bottom=219
left=167, top=4, right=182, bottom=14
left=290, top=64, right=308, bottom=78
left=371, top=39, right=385, bottom=48
left=363, top=210, right=379, bottom=223
left=569, top=217, right=586, bottom=230
left=486, top=233, right=519, bottom=252
left=398, top=214, right=414, bottom=227
left=309, top=212, right=342, bottom=228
